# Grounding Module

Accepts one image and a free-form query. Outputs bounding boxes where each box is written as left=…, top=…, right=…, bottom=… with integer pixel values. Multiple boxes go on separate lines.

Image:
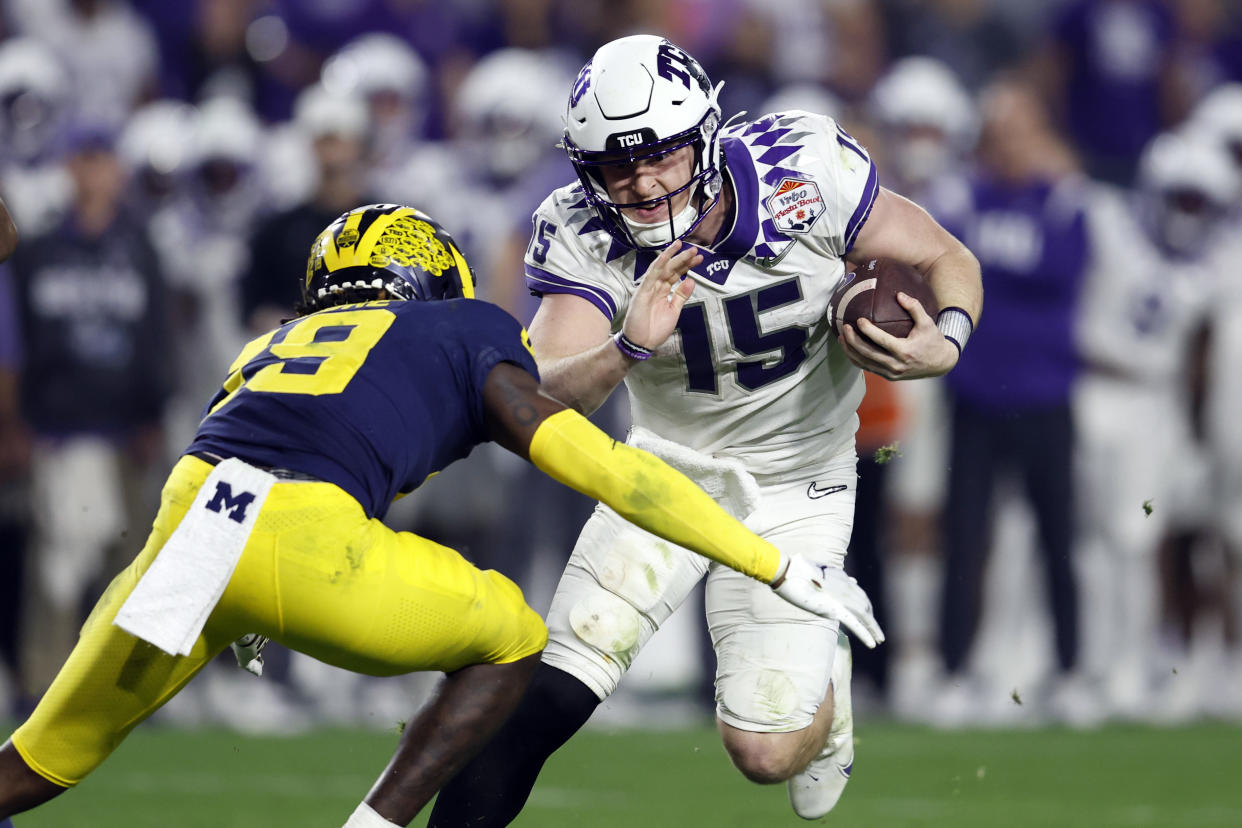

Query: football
left=829, top=258, right=938, bottom=340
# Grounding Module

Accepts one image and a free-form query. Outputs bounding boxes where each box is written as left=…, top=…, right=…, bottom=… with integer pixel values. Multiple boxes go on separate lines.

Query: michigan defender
left=0, top=204, right=881, bottom=827
left=431, top=35, right=980, bottom=825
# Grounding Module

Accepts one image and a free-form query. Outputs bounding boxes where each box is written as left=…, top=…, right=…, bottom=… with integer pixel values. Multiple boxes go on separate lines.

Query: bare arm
left=839, top=187, right=982, bottom=380
left=0, top=194, right=17, bottom=263
left=526, top=241, right=701, bottom=414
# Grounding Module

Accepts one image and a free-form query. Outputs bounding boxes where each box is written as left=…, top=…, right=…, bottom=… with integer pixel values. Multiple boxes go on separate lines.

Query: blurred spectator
left=9, top=122, right=171, bottom=699
left=869, top=56, right=978, bottom=205
left=1074, top=128, right=1237, bottom=719
left=1032, top=0, right=1193, bottom=186
left=321, top=33, right=431, bottom=197
left=1192, top=84, right=1242, bottom=720
left=933, top=79, right=1093, bottom=725
left=0, top=196, right=25, bottom=715
left=0, top=38, right=75, bottom=237
left=116, top=99, right=197, bottom=221
left=8, top=0, right=159, bottom=128
left=150, top=97, right=266, bottom=451
left=881, top=0, right=1025, bottom=91
left=240, top=84, right=371, bottom=333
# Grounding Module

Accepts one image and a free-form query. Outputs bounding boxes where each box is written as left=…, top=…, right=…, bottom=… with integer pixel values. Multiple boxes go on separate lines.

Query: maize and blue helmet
left=301, top=204, right=475, bottom=313
left=563, top=35, right=725, bottom=250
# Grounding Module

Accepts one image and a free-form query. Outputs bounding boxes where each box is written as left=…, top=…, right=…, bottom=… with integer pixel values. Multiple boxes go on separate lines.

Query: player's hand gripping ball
left=829, top=258, right=938, bottom=342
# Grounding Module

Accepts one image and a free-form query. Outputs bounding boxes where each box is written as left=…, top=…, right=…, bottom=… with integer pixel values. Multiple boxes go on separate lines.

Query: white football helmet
left=1189, top=83, right=1242, bottom=182
left=564, top=35, right=724, bottom=249
left=189, top=97, right=264, bottom=220
left=871, top=57, right=976, bottom=187
left=0, top=37, right=70, bottom=164
left=321, top=32, right=427, bottom=154
left=457, top=48, right=572, bottom=185
left=1137, top=127, right=1239, bottom=255
left=118, top=99, right=195, bottom=177
left=321, top=32, right=428, bottom=103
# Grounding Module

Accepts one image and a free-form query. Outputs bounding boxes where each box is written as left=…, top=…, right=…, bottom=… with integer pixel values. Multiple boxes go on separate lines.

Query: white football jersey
left=1076, top=184, right=1215, bottom=386
left=525, top=111, right=878, bottom=475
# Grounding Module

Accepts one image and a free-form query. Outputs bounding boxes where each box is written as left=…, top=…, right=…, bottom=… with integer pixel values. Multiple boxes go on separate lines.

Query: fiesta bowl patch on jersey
left=766, top=177, right=825, bottom=234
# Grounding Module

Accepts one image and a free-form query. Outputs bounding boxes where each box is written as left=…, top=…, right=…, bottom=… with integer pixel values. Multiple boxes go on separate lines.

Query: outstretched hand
left=771, top=553, right=885, bottom=648
left=621, top=240, right=703, bottom=351
left=839, top=292, right=959, bottom=380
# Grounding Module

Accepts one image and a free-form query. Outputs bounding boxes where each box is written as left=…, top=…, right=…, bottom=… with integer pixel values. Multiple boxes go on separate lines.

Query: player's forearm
left=926, top=239, right=983, bottom=325
left=0, top=194, right=18, bottom=263
left=535, top=338, right=634, bottom=415
left=528, top=409, right=783, bottom=583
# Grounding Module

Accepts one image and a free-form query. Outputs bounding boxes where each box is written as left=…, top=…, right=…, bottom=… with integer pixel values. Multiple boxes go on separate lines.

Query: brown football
left=829, top=258, right=938, bottom=340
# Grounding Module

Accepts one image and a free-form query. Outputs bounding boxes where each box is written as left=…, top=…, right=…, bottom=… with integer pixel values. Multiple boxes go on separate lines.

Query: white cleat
left=788, top=630, right=854, bottom=820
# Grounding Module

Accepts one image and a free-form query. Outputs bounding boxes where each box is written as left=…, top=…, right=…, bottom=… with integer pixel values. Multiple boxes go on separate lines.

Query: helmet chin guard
left=563, top=35, right=725, bottom=250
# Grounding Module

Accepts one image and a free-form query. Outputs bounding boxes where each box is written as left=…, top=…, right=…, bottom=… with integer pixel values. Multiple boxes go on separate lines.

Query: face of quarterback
left=598, top=144, right=697, bottom=225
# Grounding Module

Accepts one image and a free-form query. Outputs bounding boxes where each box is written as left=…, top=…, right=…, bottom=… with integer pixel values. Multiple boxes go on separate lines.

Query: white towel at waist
left=115, top=458, right=277, bottom=656
left=627, top=426, right=761, bottom=520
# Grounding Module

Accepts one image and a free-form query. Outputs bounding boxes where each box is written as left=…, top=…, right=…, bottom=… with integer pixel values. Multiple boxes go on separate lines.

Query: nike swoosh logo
left=807, top=482, right=847, bottom=499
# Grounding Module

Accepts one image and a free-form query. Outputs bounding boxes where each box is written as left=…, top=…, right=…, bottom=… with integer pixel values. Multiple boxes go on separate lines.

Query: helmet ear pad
left=300, top=204, right=475, bottom=314
left=562, top=35, right=726, bottom=249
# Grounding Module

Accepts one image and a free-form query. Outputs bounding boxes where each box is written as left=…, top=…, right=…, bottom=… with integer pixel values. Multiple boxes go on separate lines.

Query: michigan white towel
left=627, top=426, right=761, bottom=520
left=115, top=458, right=277, bottom=656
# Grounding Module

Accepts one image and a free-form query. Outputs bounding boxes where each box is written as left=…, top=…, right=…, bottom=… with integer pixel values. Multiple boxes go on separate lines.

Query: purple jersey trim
left=524, top=263, right=618, bottom=321
left=844, top=160, right=879, bottom=253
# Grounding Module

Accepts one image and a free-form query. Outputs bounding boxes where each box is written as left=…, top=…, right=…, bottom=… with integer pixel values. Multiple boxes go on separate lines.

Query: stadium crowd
left=1, top=0, right=1241, bottom=732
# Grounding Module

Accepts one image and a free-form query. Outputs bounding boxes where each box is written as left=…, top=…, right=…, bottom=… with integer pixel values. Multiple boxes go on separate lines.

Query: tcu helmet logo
left=617, top=133, right=644, bottom=147
left=570, top=60, right=592, bottom=106
left=205, top=481, right=257, bottom=524
left=656, top=42, right=708, bottom=93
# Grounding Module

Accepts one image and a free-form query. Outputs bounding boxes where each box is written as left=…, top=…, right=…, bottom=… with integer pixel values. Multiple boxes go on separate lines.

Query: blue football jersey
left=188, top=299, right=539, bottom=519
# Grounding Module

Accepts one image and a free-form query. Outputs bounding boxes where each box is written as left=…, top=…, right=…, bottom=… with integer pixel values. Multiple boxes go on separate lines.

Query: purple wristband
left=614, top=332, right=653, bottom=361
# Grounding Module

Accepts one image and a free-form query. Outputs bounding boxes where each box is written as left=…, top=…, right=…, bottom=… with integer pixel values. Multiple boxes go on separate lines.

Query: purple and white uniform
left=522, top=111, right=877, bottom=730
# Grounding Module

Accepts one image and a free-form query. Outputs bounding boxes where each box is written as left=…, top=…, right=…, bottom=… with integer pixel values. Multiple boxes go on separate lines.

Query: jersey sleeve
left=522, top=189, right=628, bottom=323
left=448, top=300, right=542, bottom=434
left=803, top=114, right=880, bottom=258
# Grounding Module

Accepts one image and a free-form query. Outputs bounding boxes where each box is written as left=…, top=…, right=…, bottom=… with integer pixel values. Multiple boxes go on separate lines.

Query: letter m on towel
left=205, top=482, right=257, bottom=523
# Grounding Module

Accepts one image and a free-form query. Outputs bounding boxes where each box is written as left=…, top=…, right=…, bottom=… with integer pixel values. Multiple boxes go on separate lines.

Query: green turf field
left=6, top=721, right=1240, bottom=827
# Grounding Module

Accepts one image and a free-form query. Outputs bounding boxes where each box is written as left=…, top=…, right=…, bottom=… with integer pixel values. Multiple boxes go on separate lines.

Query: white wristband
left=343, top=802, right=396, bottom=828
left=936, top=307, right=973, bottom=355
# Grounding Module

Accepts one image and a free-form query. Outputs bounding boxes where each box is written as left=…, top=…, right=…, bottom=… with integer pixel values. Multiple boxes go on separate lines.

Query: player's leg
left=428, top=505, right=711, bottom=827
left=217, top=478, right=549, bottom=826
left=707, top=451, right=858, bottom=818
left=0, top=457, right=238, bottom=817
left=422, top=661, right=598, bottom=828
left=353, top=653, right=541, bottom=825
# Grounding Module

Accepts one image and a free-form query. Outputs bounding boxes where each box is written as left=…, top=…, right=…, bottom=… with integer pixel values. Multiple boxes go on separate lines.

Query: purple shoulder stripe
left=844, top=161, right=879, bottom=254
left=524, top=264, right=618, bottom=321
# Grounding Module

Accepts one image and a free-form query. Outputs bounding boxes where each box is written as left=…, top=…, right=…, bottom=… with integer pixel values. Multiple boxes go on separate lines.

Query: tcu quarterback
left=0, top=205, right=879, bottom=827
left=431, top=35, right=982, bottom=825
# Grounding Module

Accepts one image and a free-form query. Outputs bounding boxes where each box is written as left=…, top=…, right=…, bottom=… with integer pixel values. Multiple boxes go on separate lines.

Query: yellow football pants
left=10, top=455, right=546, bottom=787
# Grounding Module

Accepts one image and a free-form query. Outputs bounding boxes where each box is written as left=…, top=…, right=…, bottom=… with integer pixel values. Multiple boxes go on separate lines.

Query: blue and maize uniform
left=11, top=298, right=549, bottom=788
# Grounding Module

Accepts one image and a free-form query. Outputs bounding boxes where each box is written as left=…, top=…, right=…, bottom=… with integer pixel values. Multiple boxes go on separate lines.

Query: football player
left=1074, top=128, right=1239, bottom=717
left=0, top=204, right=878, bottom=827
left=429, top=35, right=981, bottom=825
